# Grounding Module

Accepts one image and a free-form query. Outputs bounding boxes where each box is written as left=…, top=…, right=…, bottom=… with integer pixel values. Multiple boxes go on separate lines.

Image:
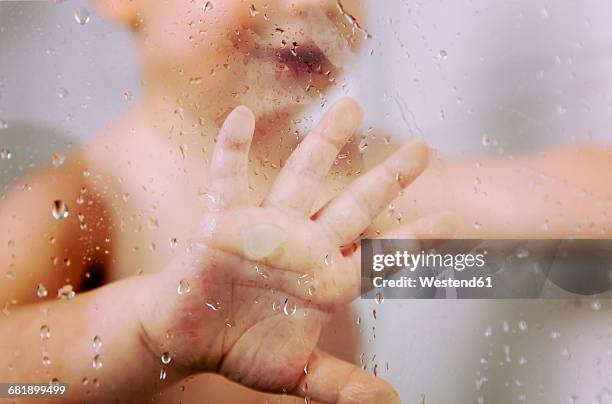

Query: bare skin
left=2, top=99, right=611, bottom=404
left=1, top=98, right=442, bottom=403
left=1, top=0, right=612, bottom=403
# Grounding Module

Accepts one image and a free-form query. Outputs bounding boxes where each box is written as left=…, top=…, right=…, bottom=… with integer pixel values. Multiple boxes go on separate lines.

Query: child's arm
left=397, top=144, right=612, bottom=238
left=0, top=159, right=169, bottom=399
left=0, top=161, right=172, bottom=401
left=0, top=276, right=177, bottom=402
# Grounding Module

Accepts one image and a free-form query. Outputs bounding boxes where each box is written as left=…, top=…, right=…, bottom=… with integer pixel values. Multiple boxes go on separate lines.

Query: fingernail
left=389, top=138, right=430, bottom=184
left=225, top=106, right=255, bottom=143
left=324, top=98, right=363, bottom=141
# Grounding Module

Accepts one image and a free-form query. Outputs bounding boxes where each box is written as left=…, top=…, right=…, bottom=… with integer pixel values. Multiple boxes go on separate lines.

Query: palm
left=199, top=205, right=348, bottom=392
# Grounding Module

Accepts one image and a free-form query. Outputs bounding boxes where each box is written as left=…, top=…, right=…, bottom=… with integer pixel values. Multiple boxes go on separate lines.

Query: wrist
left=135, top=267, right=222, bottom=376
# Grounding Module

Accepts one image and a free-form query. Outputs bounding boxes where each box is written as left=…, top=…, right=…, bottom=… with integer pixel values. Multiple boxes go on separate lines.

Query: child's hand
left=139, top=98, right=429, bottom=403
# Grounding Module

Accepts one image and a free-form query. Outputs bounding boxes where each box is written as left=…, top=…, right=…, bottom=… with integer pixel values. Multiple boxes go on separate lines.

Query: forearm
left=0, top=276, right=184, bottom=403
left=396, top=145, right=612, bottom=238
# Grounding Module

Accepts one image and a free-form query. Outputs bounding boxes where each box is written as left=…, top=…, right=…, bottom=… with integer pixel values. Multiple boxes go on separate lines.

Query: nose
left=288, top=0, right=368, bottom=49
left=289, top=0, right=365, bottom=22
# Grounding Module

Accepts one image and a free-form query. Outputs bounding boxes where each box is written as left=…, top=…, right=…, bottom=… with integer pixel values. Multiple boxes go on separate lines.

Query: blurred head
left=97, top=0, right=366, bottom=120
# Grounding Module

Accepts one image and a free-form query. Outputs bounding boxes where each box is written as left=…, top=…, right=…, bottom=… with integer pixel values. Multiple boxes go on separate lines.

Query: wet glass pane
left=1, top=1, right=610, bottom=403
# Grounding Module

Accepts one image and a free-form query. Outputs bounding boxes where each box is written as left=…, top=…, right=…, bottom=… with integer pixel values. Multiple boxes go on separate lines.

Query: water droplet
left=74, top=7, right=91, bottom=25
left=283, top=298, right=297, bottom=316
left=0, top=120, right=7, bottom=129
left=92, top=354, right=103, bottom=369
left=484, top=326, right=492, bottom=337
left=297, top=273, right=313, bottom=286
left=177, top=279, right=191, bottom=295
left=93, top=335, right=102, bottom=351
left=324, top=253, right=334, bottom=266
left=518, top=320, right=528, bottom=331
left=481, top=134, right=492, bottom=146
left=42, top=354, right=51, bottom=366
left=358, top=139, right=368, bottom=152
left=51, top=153, right=65, bottom=169
left=36, top=283, right=48, bottom=298
left=591, top=300, right=602, bottom=311
left=561, top=347, right=571, bottom=360
left=161, top=352, right=172, bottom=365
left=249, top=4, right=260, bottom=16
left=203, top=1, right=213, bottom=12
left=516, top=246, right=529, bottom=259
left=205, top=301, right=220, bottom=311
left=375, top=292, right=384, bottom=304
left=40, top=325, right=51, bottom=340
left=57, top=87, right=68, bottom=99
left=159, top=367, right=167, bottom=380
left=438, top=49, right=448, bottom=60
left=557, top=105, right=567, bottom=115
left=473, top=221, right=482, bottom=230
left=254, top=265, right=271, bottom=279
left=51, top=200, right=69, bottom=220
left=147, top=217, right=159, bottom=230
left=82, top=169, right=90, bottom=177
left=518, top=356, right=527, bottom=365
left=57, top=284, right=76, bottom=300
left=540, top=7, right=549, bottom=19
left=169, top=238, right=178, bottom=249
left=503, top=344, right=511, bottom=362
left=0, top=146, right=12, bottom=160
left=550, top=330, right=561, bottom=340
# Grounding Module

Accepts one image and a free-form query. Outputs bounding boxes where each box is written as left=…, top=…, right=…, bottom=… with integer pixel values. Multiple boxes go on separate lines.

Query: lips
left=274, top=40, right=337, bottom=78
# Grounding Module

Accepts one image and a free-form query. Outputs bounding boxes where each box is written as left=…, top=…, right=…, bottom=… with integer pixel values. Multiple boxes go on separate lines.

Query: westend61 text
left=373, top=276, right=493, bottom=289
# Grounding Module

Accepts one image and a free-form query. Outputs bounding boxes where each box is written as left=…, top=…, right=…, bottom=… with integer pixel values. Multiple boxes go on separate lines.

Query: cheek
left=141, top=1, right=248, bottom=65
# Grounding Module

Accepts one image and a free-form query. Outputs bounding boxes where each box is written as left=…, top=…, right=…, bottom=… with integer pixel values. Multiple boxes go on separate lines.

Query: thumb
left=293, top=348, right=401, bottom=404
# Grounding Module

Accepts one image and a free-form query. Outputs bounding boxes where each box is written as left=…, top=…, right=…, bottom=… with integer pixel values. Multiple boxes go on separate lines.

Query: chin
left=239, top=67, right=338, bottom=121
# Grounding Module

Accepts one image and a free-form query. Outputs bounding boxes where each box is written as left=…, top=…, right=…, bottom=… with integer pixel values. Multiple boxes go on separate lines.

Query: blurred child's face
left=109, top=0, right=365, bottom=117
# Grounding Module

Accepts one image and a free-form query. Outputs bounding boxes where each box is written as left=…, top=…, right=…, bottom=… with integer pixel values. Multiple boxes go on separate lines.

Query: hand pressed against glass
left=140, top=99, right=431, bottom=403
